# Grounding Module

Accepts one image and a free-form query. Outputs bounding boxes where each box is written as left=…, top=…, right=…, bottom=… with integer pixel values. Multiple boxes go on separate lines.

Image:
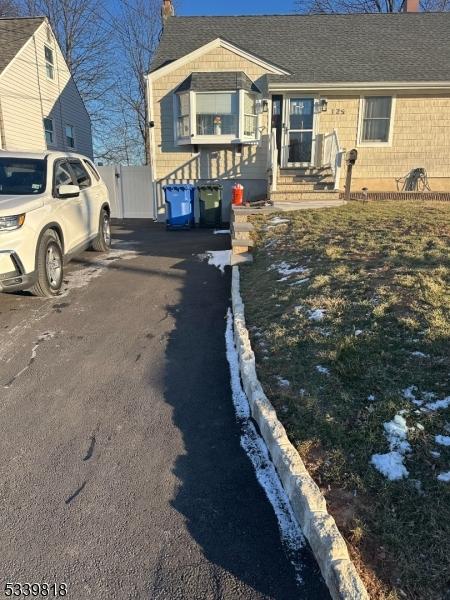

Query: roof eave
left=268, top=81, right=450, bottom=91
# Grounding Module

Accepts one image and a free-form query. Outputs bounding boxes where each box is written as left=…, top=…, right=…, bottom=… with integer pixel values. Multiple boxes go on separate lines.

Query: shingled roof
left=151, top=13, right=450, bottom=84
left=0, top=17, right=45, bottom=76
left=175, top=72, right=261, bottom=93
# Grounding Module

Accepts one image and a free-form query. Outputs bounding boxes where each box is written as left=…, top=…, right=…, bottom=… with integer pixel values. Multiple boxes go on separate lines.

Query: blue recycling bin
left=163, top=184, right=195, bottom=230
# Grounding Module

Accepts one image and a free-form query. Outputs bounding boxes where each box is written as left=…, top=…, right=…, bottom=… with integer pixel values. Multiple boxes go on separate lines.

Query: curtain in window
left=362, top=97, right=392, bottom=142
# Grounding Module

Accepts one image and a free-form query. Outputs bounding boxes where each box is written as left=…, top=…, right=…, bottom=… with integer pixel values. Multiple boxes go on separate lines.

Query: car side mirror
left=58, top=184, right=80, bottom=198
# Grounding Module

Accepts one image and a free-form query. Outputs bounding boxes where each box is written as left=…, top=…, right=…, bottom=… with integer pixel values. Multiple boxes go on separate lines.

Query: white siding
left=0, top=20, right=93, bottom=157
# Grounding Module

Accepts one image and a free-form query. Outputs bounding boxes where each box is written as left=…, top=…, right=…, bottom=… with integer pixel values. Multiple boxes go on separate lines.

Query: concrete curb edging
left=231, top=266, right=369, bottom=600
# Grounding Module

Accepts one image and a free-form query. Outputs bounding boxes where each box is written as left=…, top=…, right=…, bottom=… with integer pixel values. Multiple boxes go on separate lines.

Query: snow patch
left=270, top=261, right=308, bottom=279
left=213, top=229, right=230, bottom=235
left=371, top=452, right=409, bottom=481
left=367, top=394, right=376, bottom=402
left=201, top=250, right=231, bottom=274
left=276, top=376, right=290, bottom=388
left=410, top=351, right=429, bottom=358
left=371, top=414, right=411, bottom=481
left=435, top=435, right=450, bottom=446
left=316, top=365, right=330, bottom=375
left=308, top=309, right=325, bottom=322
left=225, top=309, right=306, bottom=582
left=437, top=471, right=450, bottom=482
left=289, top=278, right=310, bottom=286
left=267, top=217, right=290, bottom=225
left=425, top=396, right=450, bottom=411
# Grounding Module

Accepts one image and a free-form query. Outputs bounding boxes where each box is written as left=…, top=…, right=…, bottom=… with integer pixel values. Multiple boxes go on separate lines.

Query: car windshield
left=0, top=158, right=46, bottom=195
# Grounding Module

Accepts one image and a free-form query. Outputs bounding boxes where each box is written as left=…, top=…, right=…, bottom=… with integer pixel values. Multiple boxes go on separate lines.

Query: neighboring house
left=0, top=16, right=93, bottom=157
left=147, top=1, right=450, bottom=217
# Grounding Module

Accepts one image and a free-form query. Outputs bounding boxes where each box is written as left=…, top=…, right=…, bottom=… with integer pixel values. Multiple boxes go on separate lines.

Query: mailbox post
left=344, top=148, right=358, bottom=201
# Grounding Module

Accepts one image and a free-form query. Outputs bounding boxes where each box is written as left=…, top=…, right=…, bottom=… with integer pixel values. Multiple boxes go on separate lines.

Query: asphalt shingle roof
left=175, top=71, right=261, bottom=93
left=0, top=17, right=45, bottom=76
left=151, top=13, right=450, bottom=84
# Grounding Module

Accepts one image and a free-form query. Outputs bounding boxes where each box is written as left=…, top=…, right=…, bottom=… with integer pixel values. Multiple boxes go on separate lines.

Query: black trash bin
left=197, top=184, right=223, bottom=228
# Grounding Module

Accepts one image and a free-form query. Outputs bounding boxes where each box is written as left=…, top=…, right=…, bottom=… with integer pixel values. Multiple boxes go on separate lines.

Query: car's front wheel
left=92, top=208, right=111, bottom=252
left=29, top=229, right=64, bottom=297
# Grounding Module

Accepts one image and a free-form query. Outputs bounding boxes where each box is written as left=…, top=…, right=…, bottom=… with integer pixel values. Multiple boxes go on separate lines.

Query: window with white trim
left=43, top=117, right=54, bottom=146
left=177, top=93, right=190, bottom=138
left=44, top=45, right=54, bottom=80
left=243, top=92, right=257, bottom=138
left=361, top=96, right=393, bottom=143
left=196, top=92, right=238, bottom=136
left=65, top=125, right=75, bottom=148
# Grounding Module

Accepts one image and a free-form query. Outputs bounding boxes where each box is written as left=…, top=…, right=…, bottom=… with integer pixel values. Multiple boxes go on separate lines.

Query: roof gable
left=151, top=13, right=450, bottom=84
left=0, top=17, right=46, bottom=76
left=175, top=71, right=262, bottom=93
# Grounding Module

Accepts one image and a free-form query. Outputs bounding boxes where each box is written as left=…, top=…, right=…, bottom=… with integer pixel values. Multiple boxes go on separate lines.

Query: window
left=44, top=45, right=54, bottom=79
left=196, top=92, right=238, bottom=136
left=243, top=92, right=257, bottom=138
left=43, top=117, right=54, bottom=146
left=360, top=96, right=393, bottom=143
left=65, top=125, right=75, bottom=148
left=68, top=160, right=91, bottom=189
left=83, top=159, right=100, bottom=181
left=54, top=161, right=73, bottom=188
left=177, top=93, right=190, bottom=138
left=0, top=158, right=46, bottom=195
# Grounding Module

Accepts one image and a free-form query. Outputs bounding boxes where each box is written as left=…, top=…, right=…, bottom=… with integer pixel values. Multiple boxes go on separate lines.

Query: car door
left=68, top=160, right=98, bottom=240
left=53, top=159, right=89, bottom=253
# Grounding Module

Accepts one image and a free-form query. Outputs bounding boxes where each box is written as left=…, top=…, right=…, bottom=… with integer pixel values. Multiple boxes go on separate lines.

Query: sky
left=175, top=0, right=296, bottom=16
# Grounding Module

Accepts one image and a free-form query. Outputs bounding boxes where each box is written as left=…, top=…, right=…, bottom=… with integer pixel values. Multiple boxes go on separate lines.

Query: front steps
left=270, top=167, right=341, bottom=202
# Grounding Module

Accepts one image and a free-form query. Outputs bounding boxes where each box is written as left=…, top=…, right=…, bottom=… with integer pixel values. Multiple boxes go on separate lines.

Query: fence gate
left=97, top=165, right=154, bottom=219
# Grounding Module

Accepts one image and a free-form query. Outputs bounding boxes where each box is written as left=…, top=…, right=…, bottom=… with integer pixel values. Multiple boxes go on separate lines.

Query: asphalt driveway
left=0, top=222, right=329, bottom=600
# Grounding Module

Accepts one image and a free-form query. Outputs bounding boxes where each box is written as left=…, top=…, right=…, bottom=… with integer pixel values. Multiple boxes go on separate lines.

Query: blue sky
left=175, top=0, right=296, bottom=16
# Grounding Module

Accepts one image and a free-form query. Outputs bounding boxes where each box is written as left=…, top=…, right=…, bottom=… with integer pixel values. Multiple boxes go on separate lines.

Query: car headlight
left=0, top=214, right=25, bottom=231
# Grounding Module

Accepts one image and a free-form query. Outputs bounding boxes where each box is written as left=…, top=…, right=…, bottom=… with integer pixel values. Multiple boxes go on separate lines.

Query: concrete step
left=270, top=190, right=341, bottom=201
left=232, top=222, right=254, bottom=233
left=232, top=237, right=254, bottom=248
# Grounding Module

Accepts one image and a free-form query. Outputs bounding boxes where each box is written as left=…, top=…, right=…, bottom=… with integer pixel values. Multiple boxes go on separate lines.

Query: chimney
left=402, top=0, right=420, bottom=11
left=162, top=0, right=174, bottom=22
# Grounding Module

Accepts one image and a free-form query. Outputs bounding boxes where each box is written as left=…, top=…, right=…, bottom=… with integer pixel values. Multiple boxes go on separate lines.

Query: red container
left=232, top=183, right=244, bottom=206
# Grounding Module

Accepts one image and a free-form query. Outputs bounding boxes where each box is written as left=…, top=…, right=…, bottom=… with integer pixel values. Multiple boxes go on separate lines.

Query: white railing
left=268, top=127, right=278, bottom=192
left=322, top=129, right=344, bottom=190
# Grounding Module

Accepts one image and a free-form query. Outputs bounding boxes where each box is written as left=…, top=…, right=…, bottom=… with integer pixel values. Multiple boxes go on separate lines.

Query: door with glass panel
left=283, top=97, right=315, bottom=167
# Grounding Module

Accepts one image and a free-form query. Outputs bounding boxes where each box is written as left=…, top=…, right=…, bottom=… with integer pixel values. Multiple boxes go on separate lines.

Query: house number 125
left=331, top=108, right=345, bottom=115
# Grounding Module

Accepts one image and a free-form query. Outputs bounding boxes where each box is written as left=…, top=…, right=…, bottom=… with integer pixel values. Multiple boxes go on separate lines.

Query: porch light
left=320, top=98, right=328, bottom=112
left=262, top=99, right=269, bottom=113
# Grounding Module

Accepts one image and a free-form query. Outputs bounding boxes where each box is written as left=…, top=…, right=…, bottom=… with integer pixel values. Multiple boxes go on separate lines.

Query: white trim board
left=269, top=81, right=450, bottom=92
left=148, top=38, right=290, bottom=82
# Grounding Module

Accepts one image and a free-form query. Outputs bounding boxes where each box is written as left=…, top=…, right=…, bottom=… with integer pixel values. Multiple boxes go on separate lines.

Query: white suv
left=0, top=151, right=111, bottom=296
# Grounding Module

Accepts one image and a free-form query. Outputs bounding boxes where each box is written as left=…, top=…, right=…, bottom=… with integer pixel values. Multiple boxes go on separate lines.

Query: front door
left=282, top=97, right=315, bottom=167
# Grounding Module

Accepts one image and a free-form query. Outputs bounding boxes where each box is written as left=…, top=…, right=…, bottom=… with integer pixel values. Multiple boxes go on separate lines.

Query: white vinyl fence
left=97, top=165, right=154, bottom=219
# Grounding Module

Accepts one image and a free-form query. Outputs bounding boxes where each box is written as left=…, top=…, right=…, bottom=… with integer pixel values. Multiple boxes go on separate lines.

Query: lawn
left=239, top=201, right=450, bottom=600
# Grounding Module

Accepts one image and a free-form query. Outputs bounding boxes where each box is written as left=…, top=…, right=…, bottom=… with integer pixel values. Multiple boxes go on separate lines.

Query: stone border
left=231, top=266, right=369, bottom=600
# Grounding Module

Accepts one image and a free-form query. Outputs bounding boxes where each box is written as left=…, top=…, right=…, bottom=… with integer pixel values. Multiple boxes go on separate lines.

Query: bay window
left=173, top=75, right=260, bottom=145
left=196, top=92, right=238, bottom=136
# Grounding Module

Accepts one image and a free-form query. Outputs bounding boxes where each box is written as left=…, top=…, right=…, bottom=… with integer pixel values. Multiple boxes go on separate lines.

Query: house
left=0, top=16, right=93, bottom=157
left=146, top=1, right=450, bottom=218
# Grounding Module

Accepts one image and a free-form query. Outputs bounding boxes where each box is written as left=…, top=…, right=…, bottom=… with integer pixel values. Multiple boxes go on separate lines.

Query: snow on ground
left=367, top=394, right=376, bottom=401
left=225, top=309, right=306, bottom=583
left=431, top=451, right=441, bottom=458
left=267, top=217, right=290, bottom=226
left=435, top=435, right=450, bottom=446
left=371, top=414, right=411, bottom=481
left=437, top=472, right=450, bottom=482
left=276, top=376, right=290, bottom=388
left=269, top=262, right=308, bottom=281
left=401, top=386, right=450, bottom=411
left=355, top=329, right=363, bottom=336
left=410, top=351, right=429, bottom=358
left=289, top=278, right=309, bottom=287
left=61, top=246, right=138, bottom=295
left=213, top=229, right=230, bottom=235
left=425, top=396, right=450, bottom=411
left=371, top=452, right=409, bottom=482
left=308, top=309, right=325, bottom=322
left=200, top=250, right=231, bottom=274
left=316, top=365, right=330, bottom=375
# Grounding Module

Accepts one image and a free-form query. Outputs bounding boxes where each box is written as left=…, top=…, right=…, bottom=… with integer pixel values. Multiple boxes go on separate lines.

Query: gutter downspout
left=145, top=74, right=158, bottom=221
